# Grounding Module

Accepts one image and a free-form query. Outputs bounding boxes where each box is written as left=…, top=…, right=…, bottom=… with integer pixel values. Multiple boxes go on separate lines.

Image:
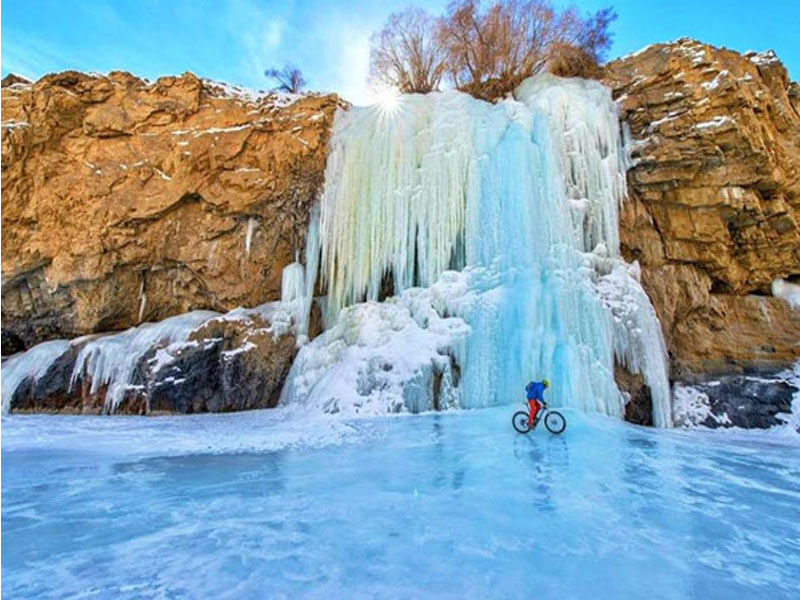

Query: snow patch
left=695, top=116, right=735, bottom=130
left=772, top=279, right=800, bottom=309
left=672, top=384, right=731, bottom=428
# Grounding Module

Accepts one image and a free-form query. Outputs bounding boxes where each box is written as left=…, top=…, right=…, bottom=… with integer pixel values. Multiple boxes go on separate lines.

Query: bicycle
left=512, top=399, right=566, bottom=435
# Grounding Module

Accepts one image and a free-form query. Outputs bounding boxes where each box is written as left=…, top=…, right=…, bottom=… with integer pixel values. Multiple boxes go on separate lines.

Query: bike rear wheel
left=512, top=411, right=532, bottom=434
left=544, top=410, right=566, bottom=434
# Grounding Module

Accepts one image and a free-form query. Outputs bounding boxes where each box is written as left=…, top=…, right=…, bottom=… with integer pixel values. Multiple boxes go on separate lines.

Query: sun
left=370, top=85, right=401, bottom=116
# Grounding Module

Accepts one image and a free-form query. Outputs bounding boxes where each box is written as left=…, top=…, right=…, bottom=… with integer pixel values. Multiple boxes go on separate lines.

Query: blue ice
left=3, top=409, right=799, bottom=599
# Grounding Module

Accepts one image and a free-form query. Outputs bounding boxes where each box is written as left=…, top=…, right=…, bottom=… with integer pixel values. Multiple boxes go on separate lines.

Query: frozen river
left=2, top=407, right=799, bottom=599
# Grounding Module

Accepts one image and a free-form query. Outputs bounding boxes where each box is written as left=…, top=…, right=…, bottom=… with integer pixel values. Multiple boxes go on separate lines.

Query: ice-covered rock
left=672, top=368, right=799, bottom=430
left=1, top=297, right=302, bottom=415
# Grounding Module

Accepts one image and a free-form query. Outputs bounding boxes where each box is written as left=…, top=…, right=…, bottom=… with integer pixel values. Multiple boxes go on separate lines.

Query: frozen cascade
left=281, top=271, right=471, bottom=416
left=516, top=74, right=627, bottom=256
left=70, top=311, right=218, bottom=413
left=289, top=73, right=673, bottom=425
left=1, top=340, right=71, bottom=414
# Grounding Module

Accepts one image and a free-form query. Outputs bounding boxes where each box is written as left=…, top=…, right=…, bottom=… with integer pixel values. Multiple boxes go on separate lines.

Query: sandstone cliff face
left=1, top=71, right=340, bottom=348
left=606, top=39, right=800, bottom=375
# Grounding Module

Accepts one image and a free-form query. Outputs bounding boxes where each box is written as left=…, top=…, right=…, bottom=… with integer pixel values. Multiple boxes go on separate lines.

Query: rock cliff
left=606, top=39, right=800, bottom=376
left=2, top=40, right=799, bottom=420
left=1, top=71, right=340, bottom=347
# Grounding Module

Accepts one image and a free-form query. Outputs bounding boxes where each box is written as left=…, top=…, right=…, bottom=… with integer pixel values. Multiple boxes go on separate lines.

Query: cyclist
left=525, top=379, right=549, bottom=427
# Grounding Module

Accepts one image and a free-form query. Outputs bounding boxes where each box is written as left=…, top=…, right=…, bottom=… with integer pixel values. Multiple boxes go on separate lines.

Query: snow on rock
left=745, top=50, right=781, bottom=68
left=1, top=340, right=71, bottom=414
left=2, top=260, right=308, bottom=415
left=695, top=115, right=735, bottom=131
left=672, top=384, right=731, bottom=428
left=70, top=311, right=220, bottom=413
left=201, top=78, right=304, bottom=107
left=672, top=367, right=800, bottom=431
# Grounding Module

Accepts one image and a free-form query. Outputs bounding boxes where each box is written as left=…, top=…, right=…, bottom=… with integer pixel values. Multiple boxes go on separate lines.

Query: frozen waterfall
left=287, top=74, right=672, bottom=426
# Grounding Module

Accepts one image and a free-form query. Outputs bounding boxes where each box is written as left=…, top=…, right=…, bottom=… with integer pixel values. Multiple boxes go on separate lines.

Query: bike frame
left=527, top=399, right=548, bottom=427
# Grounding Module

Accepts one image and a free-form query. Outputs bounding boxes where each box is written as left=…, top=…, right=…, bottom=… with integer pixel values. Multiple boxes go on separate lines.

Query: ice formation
left=70, top=311, right=219, bottom=413
left=244, top=217, right=258, bottom=257
left=772, top=278, right=800, bottom=309
left=1, top=340, right=71, bottom=414
left=281, top=271, right=471, bottom=416
left=289, top=73, right=673, bottom=425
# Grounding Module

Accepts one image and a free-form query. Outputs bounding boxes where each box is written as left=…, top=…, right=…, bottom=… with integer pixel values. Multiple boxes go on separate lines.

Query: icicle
left=296, top=203, right=321, bottom=343
left=138, top=278, right=147, bottom=324
left=281, top=262, right=306, bottom=304
left=69, top=311, right=218, bottom=413
left=244, top=217, right=257, bottom=257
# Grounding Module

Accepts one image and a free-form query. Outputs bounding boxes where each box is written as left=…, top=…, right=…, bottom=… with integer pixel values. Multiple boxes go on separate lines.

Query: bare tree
left=371, top=0, right=616, bottom=102
left=265, top=65, right=307, bottom=94
left=369, top=7, right=446, bottom=94
left=439, top=0, right=616, bottom=100
left=438, top=0, right=560, bottom=99
left=574, top=7, right=616, bottom=62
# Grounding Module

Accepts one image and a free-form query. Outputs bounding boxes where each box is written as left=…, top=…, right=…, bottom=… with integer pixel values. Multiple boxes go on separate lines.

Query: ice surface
left=2, top=409, right=799, bottom=599
left=293, top=73, right=672, bottom=424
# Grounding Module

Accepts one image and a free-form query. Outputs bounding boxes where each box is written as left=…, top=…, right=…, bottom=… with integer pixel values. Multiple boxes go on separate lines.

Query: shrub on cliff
left=265, top=65, right=307, bottom=94
left=369, top=0, right=616, bottom=100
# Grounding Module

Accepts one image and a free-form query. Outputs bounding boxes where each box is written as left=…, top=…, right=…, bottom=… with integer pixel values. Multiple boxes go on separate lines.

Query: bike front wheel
left=512, top=411, right=532, bottom=434
left=544, top=411, right=566, bottom=434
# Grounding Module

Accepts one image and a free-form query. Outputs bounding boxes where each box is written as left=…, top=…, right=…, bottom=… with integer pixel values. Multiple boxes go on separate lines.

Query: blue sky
left=2, top=0, right=797, bottom=104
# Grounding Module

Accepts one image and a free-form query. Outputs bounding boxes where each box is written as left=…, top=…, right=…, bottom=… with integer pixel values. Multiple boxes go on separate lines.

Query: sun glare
left=371, top=85, right=401, bottom=115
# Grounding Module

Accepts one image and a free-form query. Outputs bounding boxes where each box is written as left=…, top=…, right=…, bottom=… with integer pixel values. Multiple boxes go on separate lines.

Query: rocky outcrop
left=1, top=71, right=340, bottom=348
left=673, top=371, right=798, bottom=429
left=5, top=303, right=304, bottom=414
left=606, top=39, right=800, bottom=376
